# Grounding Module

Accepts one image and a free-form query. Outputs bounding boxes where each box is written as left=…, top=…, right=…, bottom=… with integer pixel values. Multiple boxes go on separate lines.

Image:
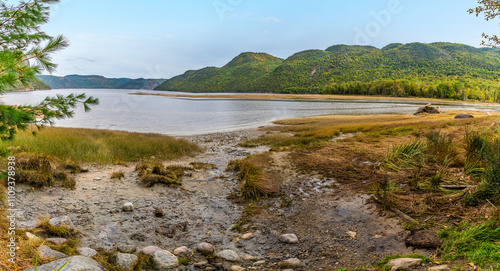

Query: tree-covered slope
left=4, top=77, right=50, bottom=91
left=37, top=75, right=165, bottom=90
left=154, top=43, right=500, bottom=102
left=155, top=52, right=283, bottom=92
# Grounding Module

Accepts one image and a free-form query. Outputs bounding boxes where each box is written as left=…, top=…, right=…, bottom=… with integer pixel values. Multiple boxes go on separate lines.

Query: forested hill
left=154, top=43, right=500, bottom=102
left=155, top=52, right=283, bottom=93
left=37, top=75, right=165, bottom=90
left=4, top=77, right=50, bottom=91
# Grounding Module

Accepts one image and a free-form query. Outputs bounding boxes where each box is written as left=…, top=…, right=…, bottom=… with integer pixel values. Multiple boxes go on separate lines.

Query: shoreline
left=131, top=91, right=500, bottom=106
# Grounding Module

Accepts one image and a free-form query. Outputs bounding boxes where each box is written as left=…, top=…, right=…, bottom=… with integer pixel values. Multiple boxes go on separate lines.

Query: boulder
left=454, top=113, right=474, bottom=119
left=46, top=238, right=68, bottom=245
left=24, top=256, right=106, bottom=271
left=279, top=234, right=299, bottom=244
left=140, top=245, right=162, bottom=255
left=116, top=253, right=139, bottom=271
left=216, top=249, right=241, bottom=262
left=196, top=242, right=214, bottom=253
left=122, top=202, right=134, bottom=212
left=48, top=216, right=75, bottom=232
left=415, top=103, right=441, bottom=114
left=278, top=258, right=304, bottom=268
left=77, top=247, right=98, bottom=257
left=37, top=245, right=67, bottom=261
left=387, top=258, right=422, bottom=271
left=152, top=250, right=179, bottom=270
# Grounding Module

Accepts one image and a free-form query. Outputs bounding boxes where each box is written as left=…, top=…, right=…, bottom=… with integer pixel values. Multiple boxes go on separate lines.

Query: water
left=1, top=89, right=499, bottom=136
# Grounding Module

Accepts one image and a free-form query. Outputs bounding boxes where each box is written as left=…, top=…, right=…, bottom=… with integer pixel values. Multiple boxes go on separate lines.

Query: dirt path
left=14, top=128, right=429, bottom=269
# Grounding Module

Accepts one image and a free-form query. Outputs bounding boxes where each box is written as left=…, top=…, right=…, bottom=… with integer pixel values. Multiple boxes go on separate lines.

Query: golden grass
left=1, top=127, right=202, bottom=164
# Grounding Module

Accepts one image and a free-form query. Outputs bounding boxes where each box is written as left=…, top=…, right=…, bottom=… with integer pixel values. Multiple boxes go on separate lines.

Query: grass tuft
left=136, top=163, right=184, bottom=187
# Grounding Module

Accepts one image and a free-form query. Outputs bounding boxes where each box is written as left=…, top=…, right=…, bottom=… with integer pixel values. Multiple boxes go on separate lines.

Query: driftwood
left=440, top=185, right=473, bottom=190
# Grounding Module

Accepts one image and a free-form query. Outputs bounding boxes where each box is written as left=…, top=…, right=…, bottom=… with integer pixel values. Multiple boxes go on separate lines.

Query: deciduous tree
left=469, top=0, right=500, bottom=47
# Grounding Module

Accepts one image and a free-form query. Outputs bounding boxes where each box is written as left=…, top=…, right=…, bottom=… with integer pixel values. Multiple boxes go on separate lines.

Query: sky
left=36, top=0, right=500, bottom=79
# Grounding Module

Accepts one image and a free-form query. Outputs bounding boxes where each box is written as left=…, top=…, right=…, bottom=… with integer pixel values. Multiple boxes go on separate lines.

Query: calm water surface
left=2, top=89, right=499, bottom=136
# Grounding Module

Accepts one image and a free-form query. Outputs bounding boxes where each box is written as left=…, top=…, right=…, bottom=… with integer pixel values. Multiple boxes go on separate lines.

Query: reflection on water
left=2, top=89, right=499, bottom=136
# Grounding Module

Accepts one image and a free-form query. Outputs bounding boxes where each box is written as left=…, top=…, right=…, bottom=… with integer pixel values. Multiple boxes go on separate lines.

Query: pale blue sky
left=39, top=0, right=500, bottom=79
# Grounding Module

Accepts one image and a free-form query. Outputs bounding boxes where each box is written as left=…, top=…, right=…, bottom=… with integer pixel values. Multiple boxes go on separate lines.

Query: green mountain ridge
left=155, top=42, right=500, bottom=102
left=37, top=75, right=165, bottom=90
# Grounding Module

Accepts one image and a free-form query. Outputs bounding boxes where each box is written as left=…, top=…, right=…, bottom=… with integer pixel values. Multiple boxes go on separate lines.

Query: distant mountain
left=155, top=52, right=283, bottom=92
left=154, top=42, right=500, bottom=102
left=37, top=75, right=165, bottom=90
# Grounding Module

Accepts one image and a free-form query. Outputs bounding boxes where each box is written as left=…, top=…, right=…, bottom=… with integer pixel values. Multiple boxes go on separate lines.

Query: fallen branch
left=371, top=195, right=418, bottom=224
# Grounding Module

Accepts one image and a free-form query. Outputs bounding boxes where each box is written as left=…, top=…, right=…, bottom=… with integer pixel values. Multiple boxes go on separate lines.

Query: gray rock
left=454, top=113, right=474, bottom=119
left=46, top=238, right=68, bottom=245
left=118, top=244, right=137, bottom=254
left=140, top=245, right=162, bottom=255
left=229, top=265, right=245, bottom=271
left=196, top=242, right=214, bottom=253
left=25, top=232, right=39, bottom=240
left=122, top=202, right=134, bottom=212
left=279, top=233, right=299, bottom=244
left=77, top=247, right=98, bottom=257
left=37, top=245, right=67, bottom=261
left=415, top=103, right=441, bottom=114
left=428, top=265, right=451, bottom=271
left=153, top=250, right=179, bottom=270
left=173, top=246, right=189, bottom=255
left=216, top=249, right=241, bottom=262
left=116, top=253, right=139, bottom=271
left=49, top=216, right=75, bottom=232
left=278, top=258, right=304, bottom=268
left=24, top=256, right=106, bottom=271
left=387, top=258, right=422, bottom=271
left=243, top=254, right=256, bottom=261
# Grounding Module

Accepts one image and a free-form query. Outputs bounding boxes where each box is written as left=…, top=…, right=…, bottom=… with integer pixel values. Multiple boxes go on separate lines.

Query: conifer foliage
left=0, top=0, right=98, bottom=140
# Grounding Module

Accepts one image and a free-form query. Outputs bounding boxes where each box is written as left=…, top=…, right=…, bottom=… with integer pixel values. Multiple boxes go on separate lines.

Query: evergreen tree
left=0, top=0, right=98, bottom=140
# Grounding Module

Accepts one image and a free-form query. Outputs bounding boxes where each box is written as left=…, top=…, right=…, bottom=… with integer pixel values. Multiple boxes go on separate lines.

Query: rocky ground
left=15, top=128, right=435, bottom=270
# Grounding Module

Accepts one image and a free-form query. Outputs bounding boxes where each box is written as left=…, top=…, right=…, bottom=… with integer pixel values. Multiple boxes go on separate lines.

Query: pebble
left=154, top=207, right=165, bottom=217
left=241, top=232, right=254, bottom=239
left=278, top=258, right=304, bottom=268
left=173, top=246, right=189, bottom=255
left=77, top=247, right=98, bottom=257
left=37, top=245, right=67, bottom=261
left=279, top=233, right=299, bottom=244
left=253, top=260, right=266, bottom=266
left=140, top=245, right=162, bottom=255
left=196, top=242, right=215, bottom=253
left=122, top=202, right=134, bottom=212
left=116, top=253, right=139, bottom=271
left=229, top=265, right=246, bottom=271
left=216, top=249, right=241, bottom=262
left=243, top=254, right=256, bottom=261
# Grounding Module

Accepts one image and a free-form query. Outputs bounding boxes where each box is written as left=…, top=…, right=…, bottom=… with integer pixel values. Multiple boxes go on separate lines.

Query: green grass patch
left=2, top=127, right=201, bottom=164
left=439, top=216, right=500, bottom=269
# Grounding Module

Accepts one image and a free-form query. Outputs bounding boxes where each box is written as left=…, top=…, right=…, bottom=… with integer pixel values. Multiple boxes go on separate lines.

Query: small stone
left=428, top=265, right=451, bottom=271
left=192, top=260, right=208, bottom=267
left=173, top=246, right=189, bottom=255
left=279, top=233, right=299, bottom=244
left=25, top=232, right=39, bottom=240
left=153, top=250, right=180, bottom=270
left=387, top=258, right=422, bottom=271
left=140, top=246, right=162, bottom=255
left=46, top=238, right=67, bottom=245
left=243, top=254, right=256, bottom=261
left=454, top=113, right=474, bottom=119
left=116, top=253, right=139, bottom=271
left=77, top=247, right=98, bottom=257
left=122, top=202, right=134, bottom=212
left=216, top=249, right=241, bottom=262
left=346, top=231, right=357, bottom=239
left=37, top=245, right=67, bottom=261
left=154, top=207, right=165, bottom=217
left=48, top=216, right=75, bottom=232
left=92, top=187, right=97, bottom=190
left=253, top=260, right=266, bottom=266
left=118, top=244, right=137, bottom=254
left=196, top=242, right=214, bottom=253
left=241, top=233, right=254, bottom=240
left=278, top=258, right=304, bottom=268
left=94, top=177, right=102, bottom=180
left=230, top=265, right=245, bottom=271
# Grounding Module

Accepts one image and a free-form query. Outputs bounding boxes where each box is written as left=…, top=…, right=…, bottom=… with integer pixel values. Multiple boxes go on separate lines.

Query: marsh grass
left=381, top=140, right=426, bottom=171
left=13, top=153, right=76, bottom=189
left=135, top=163, right=189, bottom=187
left=439, top=214, right=500, bottom=269
left=2, top=127, right=201, bottom=164
left=110, top=171, right=125, bottom=180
